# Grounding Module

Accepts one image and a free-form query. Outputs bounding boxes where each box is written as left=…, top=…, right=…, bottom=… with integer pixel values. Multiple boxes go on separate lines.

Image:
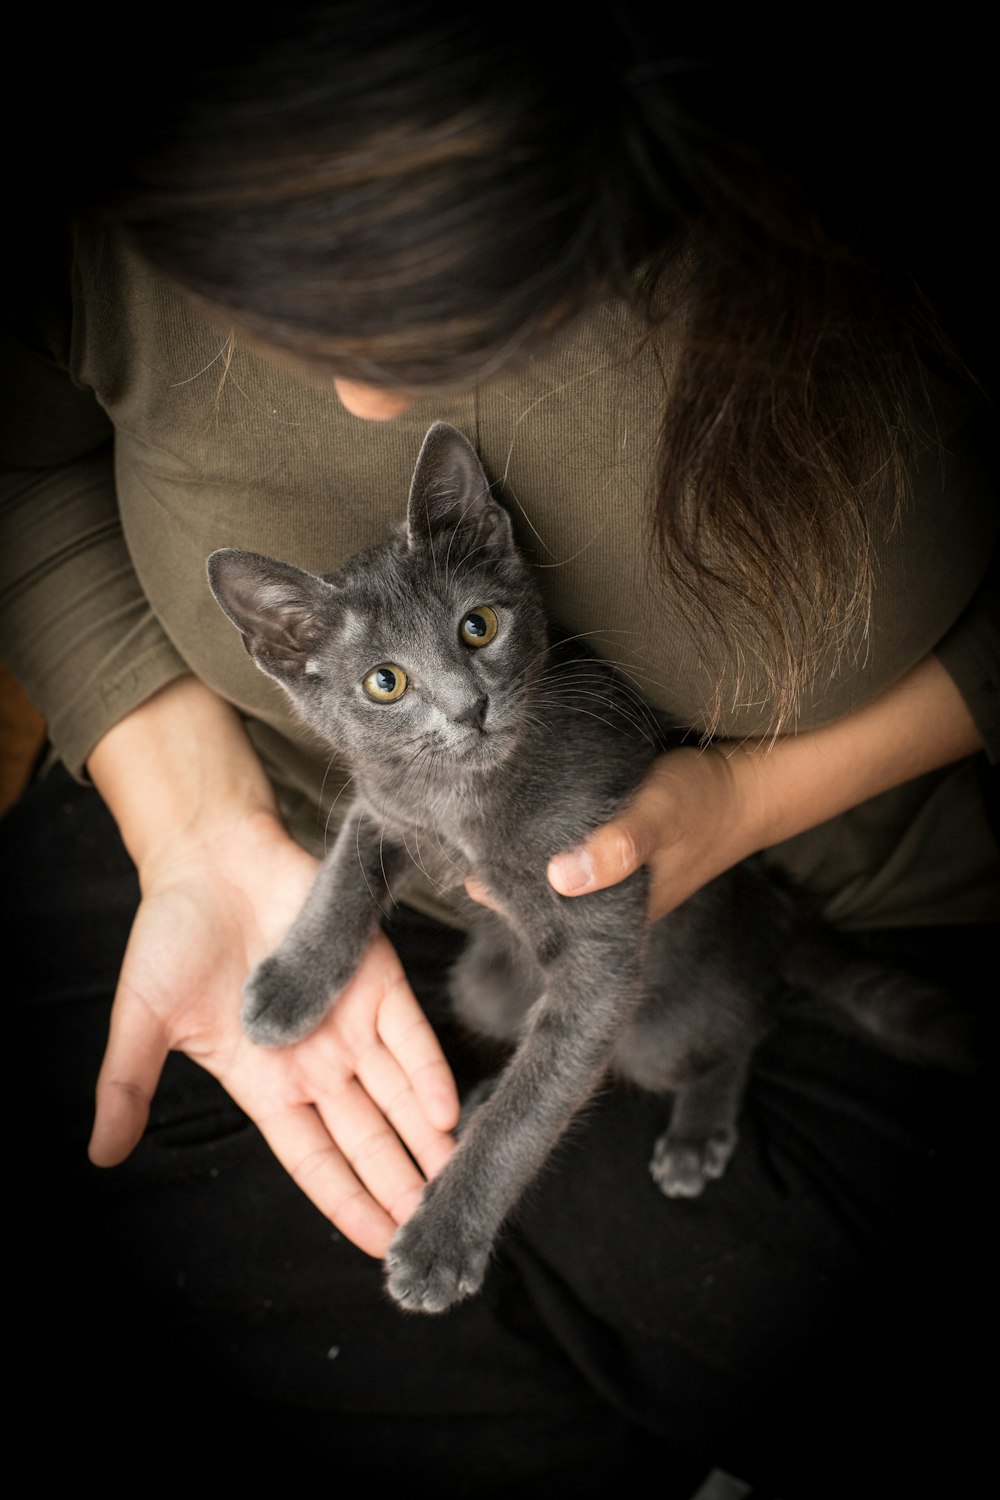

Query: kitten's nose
left=454, top=695, right=488, bottom=728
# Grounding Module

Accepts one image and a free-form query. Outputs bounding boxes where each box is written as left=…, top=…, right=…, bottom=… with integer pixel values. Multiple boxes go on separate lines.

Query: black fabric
left=5, top=766, right=995, bottom=1496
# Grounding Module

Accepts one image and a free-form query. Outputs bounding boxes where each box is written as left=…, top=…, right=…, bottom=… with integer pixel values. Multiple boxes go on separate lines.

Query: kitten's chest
left=358, top=778, right=490, bottom=889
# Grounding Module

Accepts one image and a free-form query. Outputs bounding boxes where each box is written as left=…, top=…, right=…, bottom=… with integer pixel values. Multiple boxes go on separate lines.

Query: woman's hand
left=463, top=741, right=757, bottom=922
left=547, top=744, right=759, bottom=921
left=87, top=677, right=459, bottom=1258
left=539, top=653, right=982, bottom=920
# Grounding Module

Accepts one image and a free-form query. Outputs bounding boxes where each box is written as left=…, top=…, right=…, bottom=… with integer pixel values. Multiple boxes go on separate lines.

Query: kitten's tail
left=783, top=938, right=979, bottom=1075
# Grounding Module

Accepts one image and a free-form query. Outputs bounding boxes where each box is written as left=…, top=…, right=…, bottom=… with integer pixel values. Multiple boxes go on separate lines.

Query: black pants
left=5, top=767, right=995, bottom=1496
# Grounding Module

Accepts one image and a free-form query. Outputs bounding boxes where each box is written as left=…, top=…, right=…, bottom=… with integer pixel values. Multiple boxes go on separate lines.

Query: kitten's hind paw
left=650, top=1127, right=738, bottom=1199
left=241, top=953, right=333, bottom=1046
left=385, top=1208, right=490, bottom=1314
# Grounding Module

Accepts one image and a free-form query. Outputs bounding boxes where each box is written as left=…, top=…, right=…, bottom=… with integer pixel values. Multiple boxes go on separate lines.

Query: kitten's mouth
left=446, top=725, right=516, bottom=769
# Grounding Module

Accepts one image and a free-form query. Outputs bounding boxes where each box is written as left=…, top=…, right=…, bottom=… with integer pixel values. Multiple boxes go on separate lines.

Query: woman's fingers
left=243, top=1041, right=451, bottom=1254
left=336, top=934, right=461, bottom=1134
left=302, top=1008, right=456, bottom=1190
left=464, top=874, right=500, bottom=912
left=226, top=934, right=460, bottom=1252
left=374, top=970, right=461, bottom=1134
left=252, top=1095, right=401, bottom=1258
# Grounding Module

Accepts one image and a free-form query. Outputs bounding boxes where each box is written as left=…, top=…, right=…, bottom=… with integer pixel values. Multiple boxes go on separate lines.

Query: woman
left=2, top=10, right=995, bottom=1493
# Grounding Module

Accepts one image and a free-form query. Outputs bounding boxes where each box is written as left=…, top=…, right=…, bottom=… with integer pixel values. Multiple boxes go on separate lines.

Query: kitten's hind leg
left=449, top=913, right=540, bottom=1133
left=448, top=909, right=542, bottom=1044
left=650, top=1054, right=750, bottom=1199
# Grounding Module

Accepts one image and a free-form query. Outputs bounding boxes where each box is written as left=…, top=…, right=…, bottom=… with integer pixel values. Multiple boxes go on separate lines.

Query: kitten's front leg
left=243, top=806, right=403, bottom=1045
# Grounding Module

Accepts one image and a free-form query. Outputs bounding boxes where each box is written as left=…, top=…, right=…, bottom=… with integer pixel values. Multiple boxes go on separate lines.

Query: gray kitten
left=208, top=422, right=968, bottom=1314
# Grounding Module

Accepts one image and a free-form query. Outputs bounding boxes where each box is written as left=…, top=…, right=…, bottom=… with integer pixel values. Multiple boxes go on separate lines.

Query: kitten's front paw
left=241, top=952, right=335, bottom=1046
left=385, top=1194, right=491, bottom=1313
left=456, top=1075, right=499, bottom=1136
left=650, top=1127, right=738, bottom=1199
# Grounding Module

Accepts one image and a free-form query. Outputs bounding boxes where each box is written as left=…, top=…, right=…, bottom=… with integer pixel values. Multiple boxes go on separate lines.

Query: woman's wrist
left=87, top=674, right=283, bottom=883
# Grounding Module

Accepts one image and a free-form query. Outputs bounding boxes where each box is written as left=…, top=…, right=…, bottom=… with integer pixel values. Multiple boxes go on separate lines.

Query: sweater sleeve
left=0, top=315, right=188, bottom=780
left=934, top=551, right=1000, bottom=764
left=919, top=397, right=1000, bottom=764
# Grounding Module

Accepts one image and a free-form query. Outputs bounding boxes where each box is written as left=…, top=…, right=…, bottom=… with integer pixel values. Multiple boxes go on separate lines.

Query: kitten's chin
left=449, top=728, right=518, bottom=771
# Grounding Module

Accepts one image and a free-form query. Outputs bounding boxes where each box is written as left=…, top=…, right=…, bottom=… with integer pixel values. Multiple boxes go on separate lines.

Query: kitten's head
left=208, top=423, right=548, bottom=775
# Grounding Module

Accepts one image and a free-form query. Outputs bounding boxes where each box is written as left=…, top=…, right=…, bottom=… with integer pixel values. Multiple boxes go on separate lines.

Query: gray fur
left=208, top=421, right=968, bottom=1314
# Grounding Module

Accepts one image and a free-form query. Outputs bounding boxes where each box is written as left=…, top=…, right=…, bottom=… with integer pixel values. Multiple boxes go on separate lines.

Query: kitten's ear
left=406, top=422, right=513, bottom=556
left=207, top=549, right=332, bottom=680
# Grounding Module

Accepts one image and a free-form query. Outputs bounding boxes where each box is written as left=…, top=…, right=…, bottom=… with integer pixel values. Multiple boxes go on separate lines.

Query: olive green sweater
left=2, top=221, right=998, bottom=927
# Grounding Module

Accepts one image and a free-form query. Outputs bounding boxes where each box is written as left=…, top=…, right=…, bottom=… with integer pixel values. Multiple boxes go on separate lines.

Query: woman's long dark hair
left=79, top=4, right=981, bottom=732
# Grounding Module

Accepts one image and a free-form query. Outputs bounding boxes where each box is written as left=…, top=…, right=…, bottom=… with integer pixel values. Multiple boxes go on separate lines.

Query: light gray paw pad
left=649, top=1127, right=738, bottom=1199
left=385, top=1218, right=489, bottom=1314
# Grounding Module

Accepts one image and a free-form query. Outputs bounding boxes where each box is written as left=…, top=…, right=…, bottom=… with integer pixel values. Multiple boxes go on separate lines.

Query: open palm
left=88, top=810, right=458, bottom=1258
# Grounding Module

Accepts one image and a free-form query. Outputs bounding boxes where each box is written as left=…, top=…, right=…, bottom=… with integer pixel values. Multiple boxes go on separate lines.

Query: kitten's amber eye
left=459, top=606, right=498, bottom=648
left=363, top=664, right=408, bottom=702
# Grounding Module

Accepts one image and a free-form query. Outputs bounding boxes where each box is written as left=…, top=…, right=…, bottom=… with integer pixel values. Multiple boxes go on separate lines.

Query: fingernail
left=551, top=848, right=593, bottom=893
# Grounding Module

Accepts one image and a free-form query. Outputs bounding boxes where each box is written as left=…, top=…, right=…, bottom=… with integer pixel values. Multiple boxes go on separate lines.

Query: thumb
left=547, top=809, right=657, bottom=898
left=88, top=989, right=169, bottom=1166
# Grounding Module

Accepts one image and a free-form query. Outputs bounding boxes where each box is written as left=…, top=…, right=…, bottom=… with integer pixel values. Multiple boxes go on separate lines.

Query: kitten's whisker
left=511, top=622, right=691, bottom=707
left=323, top=767, right=362, bottom=852
left=534, top=676, right=666, bottom=742
left=542, top=700, right=657, bottom=745
left=520, top=651, right=671, bottom=744
left=510, top=633, right=597, bottom=685
left=583, top=655, right=681, bottom=700
left=316, top=753, right=338, bottom=844
left=377, top=811, right=398, bottom=910
left=520, top=712, right=557, bottom=745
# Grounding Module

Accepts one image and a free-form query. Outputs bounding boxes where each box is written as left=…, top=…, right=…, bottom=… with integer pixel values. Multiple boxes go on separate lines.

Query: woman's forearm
left=730, top=653, right=984, bottom=854
left=87, top=674, right=281, bottom=881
